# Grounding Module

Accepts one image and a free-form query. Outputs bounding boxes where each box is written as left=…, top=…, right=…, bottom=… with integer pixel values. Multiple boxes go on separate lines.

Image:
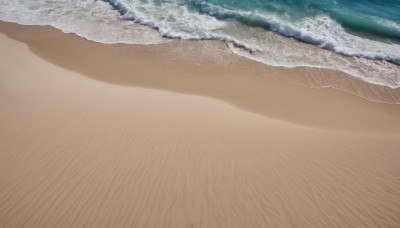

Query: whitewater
left=0, top=0, right=399, bottom=88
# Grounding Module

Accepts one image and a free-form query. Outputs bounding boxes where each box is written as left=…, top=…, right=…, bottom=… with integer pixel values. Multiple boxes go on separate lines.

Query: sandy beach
left=1, top=21, right=400, bottom=227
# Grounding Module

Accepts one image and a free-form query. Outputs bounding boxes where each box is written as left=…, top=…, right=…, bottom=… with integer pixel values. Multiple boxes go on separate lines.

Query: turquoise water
left=195, top=0, right=400, bottom=43
left=106, top=0, right=400, bottom=64
left=1, top=0, right=400, bottom=89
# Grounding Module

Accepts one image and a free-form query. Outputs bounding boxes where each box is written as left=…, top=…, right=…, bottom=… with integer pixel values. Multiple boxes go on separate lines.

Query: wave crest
left=197, top=2, right=400, bottom=65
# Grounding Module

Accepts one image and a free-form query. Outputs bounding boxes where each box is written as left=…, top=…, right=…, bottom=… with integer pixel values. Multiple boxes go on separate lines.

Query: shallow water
left=0, top=0, right=399, bottom=89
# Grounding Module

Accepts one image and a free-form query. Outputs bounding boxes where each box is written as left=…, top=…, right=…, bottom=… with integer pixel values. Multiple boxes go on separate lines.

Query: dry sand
left=1, top=22, right=400, bottom=227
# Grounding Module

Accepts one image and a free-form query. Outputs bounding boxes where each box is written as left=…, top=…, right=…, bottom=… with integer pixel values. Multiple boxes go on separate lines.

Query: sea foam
left=0, top=0, right=399, bottom=89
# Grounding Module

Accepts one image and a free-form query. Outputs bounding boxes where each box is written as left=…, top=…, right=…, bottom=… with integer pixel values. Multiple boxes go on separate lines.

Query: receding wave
left=0, top=0, right=166, bottom=44
left=105, top=0, right=400, bottom=65
left=1, top=0, right=399, bottom=89
left=103, top=0, right=400, bottom=88
left=106, top=0, right=258, bottom=52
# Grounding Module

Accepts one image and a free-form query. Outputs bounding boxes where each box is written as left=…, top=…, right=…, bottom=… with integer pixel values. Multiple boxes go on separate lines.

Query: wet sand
left=1, top=21, right=400, bottom=227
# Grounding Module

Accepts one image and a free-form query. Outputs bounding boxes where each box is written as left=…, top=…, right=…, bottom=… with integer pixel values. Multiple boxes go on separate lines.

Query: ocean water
left=1, top=0, right=399, bottom=89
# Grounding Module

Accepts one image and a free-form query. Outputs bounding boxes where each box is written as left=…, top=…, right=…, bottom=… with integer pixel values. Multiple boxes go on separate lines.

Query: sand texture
left=1, top=22, right=400, bottom=227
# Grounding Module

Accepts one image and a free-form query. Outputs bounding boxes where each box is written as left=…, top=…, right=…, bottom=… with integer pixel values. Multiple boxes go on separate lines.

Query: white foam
left=107, top=0, right=227, bottom=40
left=195, top=2, right=400, bottom=88
left=0, top=0, right=166, bottom=44
left=228, top=33, right=400, bottom=89
left=294, top=16, right=400, bottom=64
left=1, top=0, right=399, bottom=89
left=198, top=2, right=400, bottom=64
left=377, top=19, right=400, bottom=32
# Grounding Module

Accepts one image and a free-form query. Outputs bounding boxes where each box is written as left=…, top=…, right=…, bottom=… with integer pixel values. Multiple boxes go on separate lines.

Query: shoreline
left=1, top=20, right=400, bottom=227
left=1, top=21, right=400, bottom=133
left=1, top=19, right=399, bottom=104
